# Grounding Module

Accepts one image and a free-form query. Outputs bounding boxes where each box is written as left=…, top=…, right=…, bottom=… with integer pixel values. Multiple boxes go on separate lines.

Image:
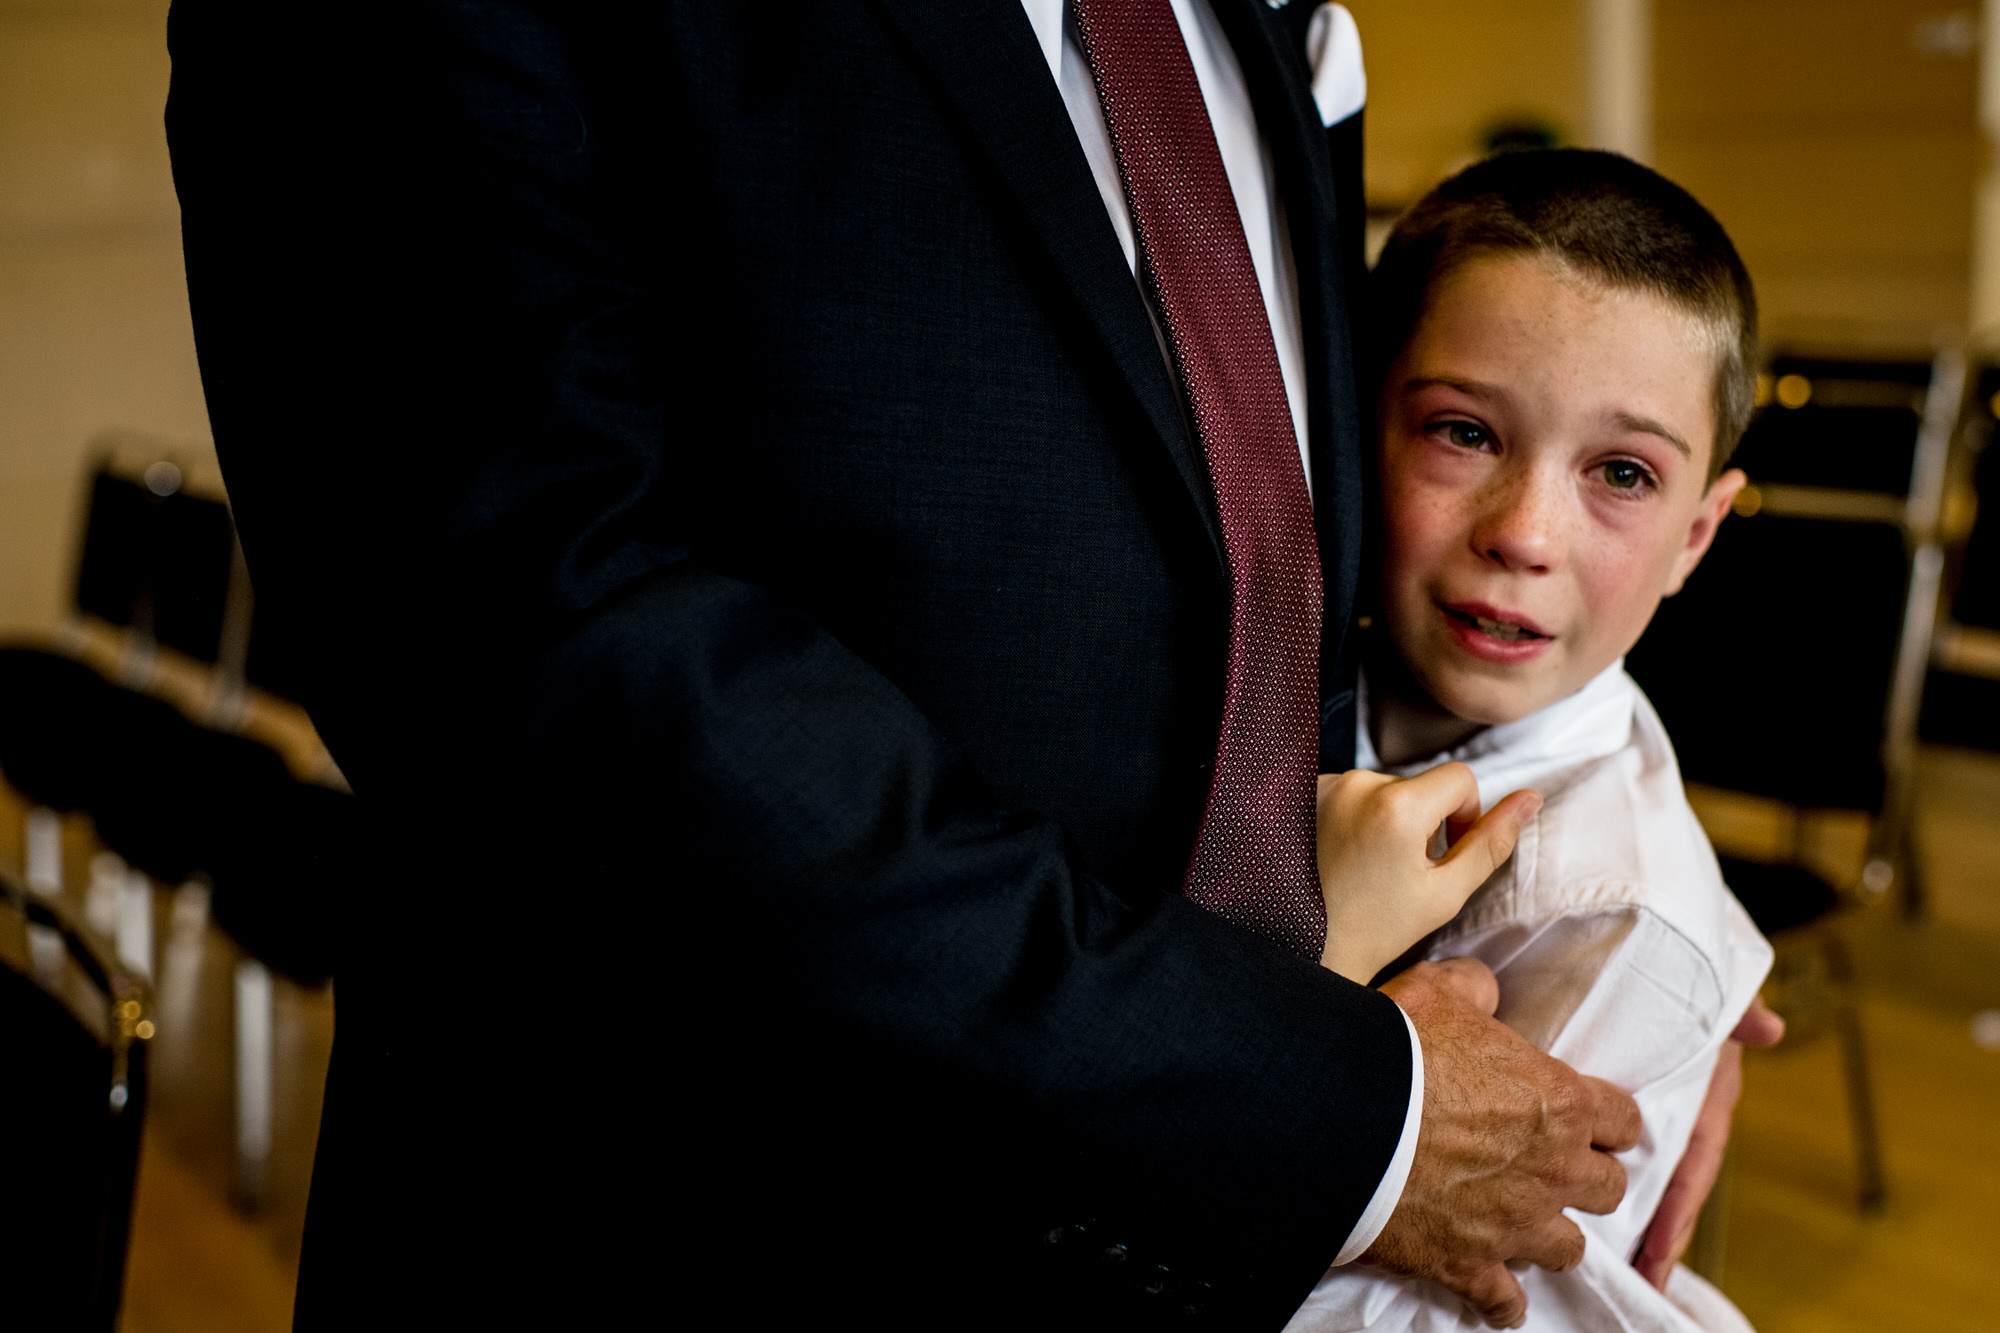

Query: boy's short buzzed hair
left=1367, top=148, right=1758, bottom=478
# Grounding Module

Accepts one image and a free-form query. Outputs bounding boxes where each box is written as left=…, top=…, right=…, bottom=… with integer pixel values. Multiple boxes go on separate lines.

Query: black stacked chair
left=72, top=463, right=241, bottom=678
left=15, top=456, right=352, bottom=984
left=0, top=866, right=152, bottom=1329
left=2, top=453, right=358, bottom=1236
left=1950, top=371, right=2000, bottom=631
left=1626, top=348, right=1967, bottom=1217
left=1919, top=365, right=2000, bottom=752
left=0, top=648, right=350, bottom=987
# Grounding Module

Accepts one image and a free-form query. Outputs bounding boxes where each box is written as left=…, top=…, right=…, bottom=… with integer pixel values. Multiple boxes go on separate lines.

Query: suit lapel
left=865, top=0, right=1223, bottom=558
left=866, top=0, right=1371, bottom=658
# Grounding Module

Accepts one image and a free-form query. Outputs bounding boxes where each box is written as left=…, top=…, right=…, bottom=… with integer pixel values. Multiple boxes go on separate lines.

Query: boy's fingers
left=1316, top=767, right=1399, bottom=815
left=1633, top=1202, right=1699, bottom=1292
left=1386, top=762, right=1485, bottom=847
left=1732, top=994, right=1785, bottom=1048
left=1634, top=1043, right=1742, bottom=1288
left=1435, top=788, right=1542, bottom=885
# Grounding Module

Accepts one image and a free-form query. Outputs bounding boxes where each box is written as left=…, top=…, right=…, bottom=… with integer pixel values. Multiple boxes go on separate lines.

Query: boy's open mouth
left=1444, top=607, right=1548, bottom=642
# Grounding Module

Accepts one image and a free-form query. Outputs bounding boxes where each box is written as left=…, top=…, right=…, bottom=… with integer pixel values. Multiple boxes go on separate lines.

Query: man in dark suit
left=166, top=2, right=1642, bottom=1327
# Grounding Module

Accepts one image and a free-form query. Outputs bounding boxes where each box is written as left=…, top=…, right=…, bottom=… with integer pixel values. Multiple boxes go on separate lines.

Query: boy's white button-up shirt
left=1288, top=662, right=1775, bottom=1333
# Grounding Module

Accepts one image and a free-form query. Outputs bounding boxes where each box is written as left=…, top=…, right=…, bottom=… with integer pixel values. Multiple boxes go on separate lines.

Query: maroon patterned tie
left=1072, top=0, right=1326, bottom=957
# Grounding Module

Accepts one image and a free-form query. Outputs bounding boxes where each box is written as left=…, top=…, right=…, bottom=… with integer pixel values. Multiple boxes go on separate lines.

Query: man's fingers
left=1583, top=1074, right=1643, bottom=1154
left=1732, top=994, right=1785, bottom=1048
left=1437, top=788, right=1541, bottom=883
left=1565, top=1142, right=1630, bottom=1216
left=1454, top=1262, right=1529, bottom=1329
left=1382, top=953, right=1500, bottom=1015
left=1512, top=1213, right=1587, bottom=1273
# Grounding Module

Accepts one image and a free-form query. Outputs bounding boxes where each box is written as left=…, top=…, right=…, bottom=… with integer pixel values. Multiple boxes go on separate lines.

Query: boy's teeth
left=1473, top=614, right=1535, bottom=641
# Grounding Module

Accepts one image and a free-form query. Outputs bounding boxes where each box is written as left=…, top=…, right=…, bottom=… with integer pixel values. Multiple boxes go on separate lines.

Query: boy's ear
left=1664, top=467, right=1748, bottom=596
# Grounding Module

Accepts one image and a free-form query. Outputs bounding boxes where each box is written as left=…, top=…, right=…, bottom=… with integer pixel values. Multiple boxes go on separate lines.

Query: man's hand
left=1316, top=765, right=1541, bottom=983
left=1632, top=996, right=1785, bottom=1289
left=1362, top=957, right=1644, bottom=1329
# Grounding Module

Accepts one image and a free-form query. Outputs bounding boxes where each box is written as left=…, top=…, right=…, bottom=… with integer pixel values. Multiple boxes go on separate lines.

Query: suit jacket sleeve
left=167, top=3, right=1409, bottom=1325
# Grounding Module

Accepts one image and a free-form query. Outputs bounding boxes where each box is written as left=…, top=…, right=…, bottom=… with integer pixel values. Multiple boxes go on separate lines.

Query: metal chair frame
left=46, top=451, right=281, bottom=1207
left=0, top=864, right=153, bottom=1328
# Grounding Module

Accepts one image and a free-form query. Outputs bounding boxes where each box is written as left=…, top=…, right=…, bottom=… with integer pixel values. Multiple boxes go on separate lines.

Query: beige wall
left=1656, top=0, right=1978, bottom=349
left=1346, top=0, right=1980, bottom=350
left=1343, top=0, right=1585, bottom=207
left=0, top=0, right=215, bottom=640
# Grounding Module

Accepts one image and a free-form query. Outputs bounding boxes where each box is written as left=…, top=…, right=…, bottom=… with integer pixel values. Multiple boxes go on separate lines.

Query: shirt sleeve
left=1330, top=1003, right=1424, bottom=1265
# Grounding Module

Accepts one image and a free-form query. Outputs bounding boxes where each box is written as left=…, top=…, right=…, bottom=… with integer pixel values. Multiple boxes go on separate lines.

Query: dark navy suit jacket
left=166, top=2, right=1406, bottom=1327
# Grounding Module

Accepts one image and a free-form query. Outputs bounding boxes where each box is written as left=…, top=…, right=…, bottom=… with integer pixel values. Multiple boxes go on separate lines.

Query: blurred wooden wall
left=1347, top=0, right=1981, bottom=350
left=0, top=1, right=1985, bottom=642
left=0, top=0, right=216, bottom=640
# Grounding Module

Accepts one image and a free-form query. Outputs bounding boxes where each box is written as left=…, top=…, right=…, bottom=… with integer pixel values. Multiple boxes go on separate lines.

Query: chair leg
left=234, top=958, right=273, bottom=1209
left=1822, top=929, right=1887, bottom=1213
left=24, top=805, right=63, bottom=897
left=1897, top=831, right=1925, bottom=923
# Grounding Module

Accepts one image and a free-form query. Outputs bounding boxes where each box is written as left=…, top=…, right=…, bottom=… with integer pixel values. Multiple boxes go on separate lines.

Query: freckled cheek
left=1381, top=490, right=1466, bottom=584
left=1574, top=541, right=1672, bottom=653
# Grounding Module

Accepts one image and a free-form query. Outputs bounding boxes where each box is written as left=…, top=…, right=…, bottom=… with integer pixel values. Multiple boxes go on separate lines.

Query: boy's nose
left=1471, top=476, right=1566, bottom=574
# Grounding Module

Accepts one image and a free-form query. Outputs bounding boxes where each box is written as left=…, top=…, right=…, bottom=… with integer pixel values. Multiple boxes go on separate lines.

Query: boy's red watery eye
left=1604, top=461, right=1648, bottom=489
left=1444, top=422, right=1487, bottom=449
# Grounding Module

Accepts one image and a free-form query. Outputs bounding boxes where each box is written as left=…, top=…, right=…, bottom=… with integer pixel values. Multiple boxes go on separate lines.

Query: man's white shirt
left=1018, top=0, right=1419, bottom=1268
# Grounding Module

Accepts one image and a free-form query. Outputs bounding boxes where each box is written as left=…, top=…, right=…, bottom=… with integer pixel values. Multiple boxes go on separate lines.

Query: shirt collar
left=1355, top=660, right=1638, bottom=813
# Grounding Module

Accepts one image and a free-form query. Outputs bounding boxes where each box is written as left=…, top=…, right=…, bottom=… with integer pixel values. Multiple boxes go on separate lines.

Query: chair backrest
left=1950, top=367, right=2000, bottom=632
left=1741, top=356, right=1932, bottom=495
left=1628, top=351, right=1960, bottom=824
left=1630, top=511, right=1905, bottom=810
left=0, top=870, right=151, bottom=1329
left=72, top=465, right=238, bottom=668
left=1913, top=367, right=2000, bottom=753
left=0, top=649, right=351, bottom=987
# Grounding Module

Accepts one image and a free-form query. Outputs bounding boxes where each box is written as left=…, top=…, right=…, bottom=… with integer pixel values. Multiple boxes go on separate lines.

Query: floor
left=1697, top=747, right=2000, bottom=1333
left=3, top=687, right=1998, bottom=1331
left=1722, top=913, right=2000, bottom=1332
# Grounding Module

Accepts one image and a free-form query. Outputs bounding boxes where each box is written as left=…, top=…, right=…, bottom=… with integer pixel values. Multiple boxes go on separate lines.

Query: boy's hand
left=1632, top=996, right=1785, bottom=1289
left=1316, top=765, right=1542, bottom=983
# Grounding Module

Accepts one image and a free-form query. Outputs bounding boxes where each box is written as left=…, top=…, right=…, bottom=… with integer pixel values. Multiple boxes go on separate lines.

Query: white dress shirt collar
left=1356, top=660, right=1638, bottom=814
left=1017, top=0, right=1366, bottom=490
